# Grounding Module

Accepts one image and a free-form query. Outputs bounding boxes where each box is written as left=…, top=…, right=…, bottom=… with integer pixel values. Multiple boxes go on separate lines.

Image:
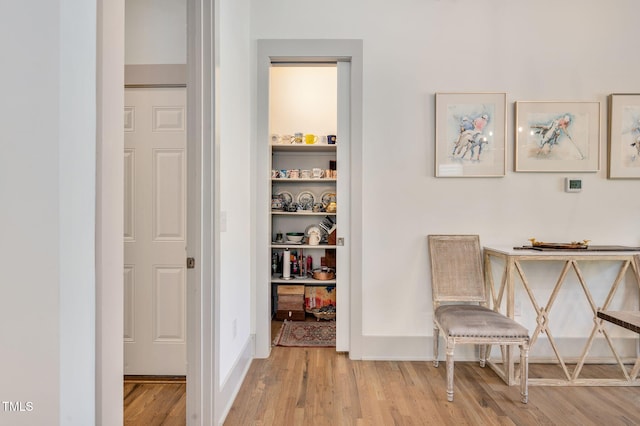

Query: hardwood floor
left=225, top=347, right=640, bottom=425
left=123, top=323, right=640, bottom=426
left=124, top=377, right=186, bottom=426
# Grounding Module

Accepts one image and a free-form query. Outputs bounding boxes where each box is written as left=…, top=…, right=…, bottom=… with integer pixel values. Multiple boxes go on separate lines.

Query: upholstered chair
left=428, top=235, right=530, bottom=403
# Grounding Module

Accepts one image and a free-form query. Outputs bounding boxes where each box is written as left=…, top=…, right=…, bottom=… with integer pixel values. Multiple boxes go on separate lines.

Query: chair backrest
left=428, top=235, right=487, bottom=307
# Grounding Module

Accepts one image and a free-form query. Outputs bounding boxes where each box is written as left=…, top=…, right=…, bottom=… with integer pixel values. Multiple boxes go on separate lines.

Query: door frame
left=185, top=0, right=215, bottom=422
left=255, top=39, right=363, bottom=358
left=96, top=0, right=215, bottom=423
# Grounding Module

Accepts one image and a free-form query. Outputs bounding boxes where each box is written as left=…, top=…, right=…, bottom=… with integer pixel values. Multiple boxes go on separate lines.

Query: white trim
left=60, top=1, right=98, bottom=423
left=255, top=39, right=363, bottom=359
left=217, top=335, right=254, bottom=425
left=125, top=64, right=187, bottom=87
left=187, top=0, right=215, bottom=424
left=336, top=61, right=351, bottom=351
left=359, top=336, right=640, bottom=362
left=96, top=0, right=125, bottom=425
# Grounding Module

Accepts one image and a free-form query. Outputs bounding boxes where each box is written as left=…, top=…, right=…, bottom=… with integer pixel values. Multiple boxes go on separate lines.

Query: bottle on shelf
left=291, top=250, right=298, bottom=275
left=282, top=248, right=290, bottom=279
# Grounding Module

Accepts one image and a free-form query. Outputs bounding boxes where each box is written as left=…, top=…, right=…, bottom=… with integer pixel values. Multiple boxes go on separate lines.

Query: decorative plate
left=275, top=190, right=293, bottom=206
left=320, top=191, right=335, bottom=206
left=296, top=190, right=315, bottom=208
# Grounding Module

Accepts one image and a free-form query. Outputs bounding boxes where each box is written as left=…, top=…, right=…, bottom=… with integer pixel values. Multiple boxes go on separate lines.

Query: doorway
left=255, top=40, right=364, bottom=359
left=97, top=1, right=215, bottom=423
left=268, top=63, right=340, bottom=345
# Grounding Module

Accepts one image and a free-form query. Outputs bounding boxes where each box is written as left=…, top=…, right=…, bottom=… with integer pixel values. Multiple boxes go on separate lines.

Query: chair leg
left=433, top=325, right=440, bottom=367
left=479, top=344, right=486, bottom=368
left=446, top=339, right=455, bottom=402
left=520, top=342, right=529, bottom=404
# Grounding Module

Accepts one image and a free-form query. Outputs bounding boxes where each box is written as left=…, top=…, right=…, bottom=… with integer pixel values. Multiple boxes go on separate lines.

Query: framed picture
left=515, top=101, right=600, bottom=172
left=435, top=92, right=506, bottom=177
left=608, top=94, right=640, bottom=178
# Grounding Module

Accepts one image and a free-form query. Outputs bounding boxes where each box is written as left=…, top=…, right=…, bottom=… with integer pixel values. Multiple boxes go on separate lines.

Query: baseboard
left=123, top=375, right=186, bottom=384
left=357, top=335, right=639, bottom=362
left=217, top=334, right=254, bottom=426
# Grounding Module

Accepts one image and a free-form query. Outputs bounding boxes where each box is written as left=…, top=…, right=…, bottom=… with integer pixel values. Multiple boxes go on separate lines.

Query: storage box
left=275, top=310, right=306, bottom=321
left=278, top=285, right=305, bottom=296
left=304, top=285, right=336, bottom=311
left=278, top=295, right=304, bottom=310
left=276, top=285, right=305, bottom=320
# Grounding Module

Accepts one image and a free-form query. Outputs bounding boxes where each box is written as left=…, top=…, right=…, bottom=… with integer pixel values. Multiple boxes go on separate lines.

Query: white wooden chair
left=428, top=235, right=530, bottom=403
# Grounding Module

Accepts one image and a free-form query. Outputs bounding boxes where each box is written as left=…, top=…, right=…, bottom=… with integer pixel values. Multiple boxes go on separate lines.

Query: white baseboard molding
left=217, top=335, right=254, bottom=426
left=357, top=335, right=638, bottom=363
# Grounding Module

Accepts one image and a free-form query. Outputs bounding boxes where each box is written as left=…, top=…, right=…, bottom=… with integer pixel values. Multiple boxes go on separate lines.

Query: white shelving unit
left=270, top=143, right=338, bottom=317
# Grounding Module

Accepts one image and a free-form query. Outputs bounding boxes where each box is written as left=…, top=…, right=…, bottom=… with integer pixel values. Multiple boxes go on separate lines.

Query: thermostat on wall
left=564, top=177, right=582, bottom=193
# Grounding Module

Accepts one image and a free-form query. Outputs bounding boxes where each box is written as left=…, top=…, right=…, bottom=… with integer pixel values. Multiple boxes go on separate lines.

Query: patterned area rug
left=274, top=321, right=336, bottom=347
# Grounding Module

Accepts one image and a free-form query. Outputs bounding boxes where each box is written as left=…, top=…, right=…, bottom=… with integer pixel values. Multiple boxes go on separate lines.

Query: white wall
left=251, top=0, right=640, bottom=348
left=125, top=0, right=187, bottom=64
left=1, top=1, right=98, bottom=425
left=269, top=66, right=338, bottom=136
left=218, top=0, right=253, bottom=394
left=0, top=3, right=61, bottom=423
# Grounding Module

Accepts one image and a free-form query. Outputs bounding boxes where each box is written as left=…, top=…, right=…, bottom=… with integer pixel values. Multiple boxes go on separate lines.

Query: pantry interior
left=268, top=63, right=342, bottom=342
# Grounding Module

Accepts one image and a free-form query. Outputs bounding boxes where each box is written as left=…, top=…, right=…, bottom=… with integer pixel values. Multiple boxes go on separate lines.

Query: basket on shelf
left=310, top=309, right=336, bottom=321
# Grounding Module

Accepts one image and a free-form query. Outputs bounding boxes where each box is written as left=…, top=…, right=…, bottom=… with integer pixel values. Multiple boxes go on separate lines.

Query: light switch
left=220, top=211, right=227, bottom=232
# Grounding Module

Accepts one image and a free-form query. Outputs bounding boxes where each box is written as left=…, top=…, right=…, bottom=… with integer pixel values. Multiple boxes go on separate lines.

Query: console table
left=597, top=310, right=640, bottom=380
left=483, top=246, right=640, bottom=386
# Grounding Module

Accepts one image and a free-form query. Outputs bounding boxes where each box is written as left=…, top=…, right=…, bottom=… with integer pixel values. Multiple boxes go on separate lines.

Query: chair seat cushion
left=435, top=305, right=529, bottom=338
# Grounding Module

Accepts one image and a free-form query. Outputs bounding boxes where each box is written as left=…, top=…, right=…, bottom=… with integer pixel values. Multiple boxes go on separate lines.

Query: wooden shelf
left=271, top=211, right=336, bottom=216
left=272, top=178, right=336, bottom=183
left=271, top=144, right=336, bottom=153
left=271, top=275, right=337, bottom=285
left=271, top=244, right=337, bottom=249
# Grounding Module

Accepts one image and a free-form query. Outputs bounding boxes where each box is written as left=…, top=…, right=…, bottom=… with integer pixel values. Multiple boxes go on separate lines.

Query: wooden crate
left=275, top=310, right=306, bottom=321
left=278, top=294, right=304, bottom=310
left=276, top=285, right=305, bottom=320
left=278, top=285, right=305, bottom=296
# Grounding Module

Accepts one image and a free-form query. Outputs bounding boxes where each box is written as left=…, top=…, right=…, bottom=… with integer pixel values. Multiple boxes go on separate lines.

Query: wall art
left=435, top=92, right=506, bottom=177
left=515, top=101, right=600, bottom=172
left=608, top=94, right=640, bottom=178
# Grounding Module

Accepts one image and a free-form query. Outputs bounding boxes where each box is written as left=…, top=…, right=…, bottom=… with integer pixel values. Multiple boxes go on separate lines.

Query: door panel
left=124, top=87, right=187, bottom=375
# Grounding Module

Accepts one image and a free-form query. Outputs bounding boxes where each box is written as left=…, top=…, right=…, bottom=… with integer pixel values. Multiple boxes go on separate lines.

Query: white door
left=124, top=87, right=187, bottom=375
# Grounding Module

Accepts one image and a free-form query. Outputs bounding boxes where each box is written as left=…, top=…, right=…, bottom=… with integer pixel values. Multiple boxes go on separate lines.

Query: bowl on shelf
left=286, top=232, right=305, bottom=243
left=312, top=268, right=335, bottom=280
